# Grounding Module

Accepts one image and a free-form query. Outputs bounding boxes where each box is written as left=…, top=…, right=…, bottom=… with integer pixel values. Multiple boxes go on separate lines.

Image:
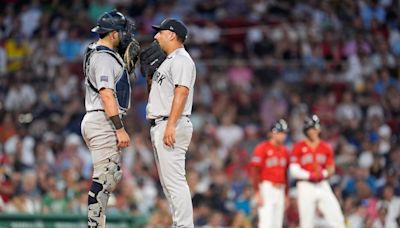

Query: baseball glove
left=139, top=41, right=166, bottom=77
left=123, top=38, right=140, bottom=74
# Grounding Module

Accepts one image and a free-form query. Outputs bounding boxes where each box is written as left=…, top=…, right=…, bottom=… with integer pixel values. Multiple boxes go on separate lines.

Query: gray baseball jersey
left=146, top=47, right=196, bottom=119
left=84, top=43, right=131, bottom=114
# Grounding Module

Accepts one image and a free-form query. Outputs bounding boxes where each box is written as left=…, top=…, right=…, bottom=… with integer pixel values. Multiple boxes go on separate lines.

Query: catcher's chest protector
left=84, top=43, right=131, bottom=111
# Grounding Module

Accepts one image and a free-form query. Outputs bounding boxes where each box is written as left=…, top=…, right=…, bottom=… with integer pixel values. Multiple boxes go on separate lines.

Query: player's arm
left=289, top=163, right=311, bottom=180
left=322, top=142, right=335, bottom=178
left=164, top=57, right=194, bottom=147
left=164, top=85, right=189, bottom=146
left=290, top=163, right=325, bottom=182
left=99, top=88, right=119, bottom=117
left=250, top=165, right=263, bottom=207
left=94, top=54, right=130, bottom=148
left=284, top=148, right=290, bottom=194
left=250, top=144, right=264, bottom=192
left=250, top=166, right=261, bottom=192
left=99, top=88, right=130, bottom=148
left=250, top=144, right=264, bottom=207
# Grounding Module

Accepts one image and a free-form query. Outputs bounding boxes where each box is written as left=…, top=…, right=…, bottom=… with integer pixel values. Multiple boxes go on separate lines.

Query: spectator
left=4, top=33, right=30, bottom=73
left=41, top=176, right=68, bottom=214
left=87, top=0, right=114, bottom=23
left=19, top=1, right=42, bottom=38
left=216, top=110, right=243, bottom=152
left=379, top=184, right=400, bottom=226
left=4, top=73, right=37, bottom=112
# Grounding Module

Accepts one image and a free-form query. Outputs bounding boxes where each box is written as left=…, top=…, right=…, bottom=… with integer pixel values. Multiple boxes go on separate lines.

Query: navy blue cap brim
left=152, top=25, right=164, bottom=31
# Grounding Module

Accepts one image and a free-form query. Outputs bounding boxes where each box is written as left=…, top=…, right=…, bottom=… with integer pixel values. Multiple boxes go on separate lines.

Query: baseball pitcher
left=140, top=19, right=196, bottom=227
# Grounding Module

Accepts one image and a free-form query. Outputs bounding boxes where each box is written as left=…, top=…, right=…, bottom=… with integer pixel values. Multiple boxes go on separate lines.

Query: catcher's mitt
left=123, top=38, right=140, bottom=74
left=139, top=41, right=166, bottom=77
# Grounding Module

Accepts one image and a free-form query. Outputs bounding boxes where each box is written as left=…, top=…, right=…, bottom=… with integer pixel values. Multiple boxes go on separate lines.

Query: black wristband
left=110, top=115, right=123, bottom=130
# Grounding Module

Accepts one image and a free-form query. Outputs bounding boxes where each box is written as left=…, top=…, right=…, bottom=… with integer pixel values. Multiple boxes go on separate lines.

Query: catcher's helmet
left=303, top=115, right=320, bottom=135
left=271, top=119, right=289, bottom=133
left=91, top=10, right=127, bottom=34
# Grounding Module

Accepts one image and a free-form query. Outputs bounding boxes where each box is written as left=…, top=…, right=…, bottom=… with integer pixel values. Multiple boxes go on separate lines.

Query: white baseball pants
left=297, top=180, right=345, bottom=228
left=258, top=180, right=285, bottom=228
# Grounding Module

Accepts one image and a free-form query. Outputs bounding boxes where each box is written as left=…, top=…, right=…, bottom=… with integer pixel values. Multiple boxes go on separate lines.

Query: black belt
left=149, top=116, right=168, bottom=127
left=87, top=109, right=105, bottom=113
left=149, top=115, right=189, bottom=127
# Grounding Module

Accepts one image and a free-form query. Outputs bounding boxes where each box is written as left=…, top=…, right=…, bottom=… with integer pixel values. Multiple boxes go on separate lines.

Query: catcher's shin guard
left=88, top=154, right=122, bottom=227
left=88, top=181, right=109, bottom=228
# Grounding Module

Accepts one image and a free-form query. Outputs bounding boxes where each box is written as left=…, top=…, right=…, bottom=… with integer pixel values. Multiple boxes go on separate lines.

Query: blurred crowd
left=0, top=0, right=400, bottom=227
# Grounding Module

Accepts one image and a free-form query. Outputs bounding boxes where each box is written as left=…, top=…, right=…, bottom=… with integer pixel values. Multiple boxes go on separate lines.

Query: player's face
left=154, top=30, right=167, bottom=50
left=154, top=30, right=175, bottom=51
left=272, top=132, right=287, bottom=145
left=306, top=127, right=320, bottom=141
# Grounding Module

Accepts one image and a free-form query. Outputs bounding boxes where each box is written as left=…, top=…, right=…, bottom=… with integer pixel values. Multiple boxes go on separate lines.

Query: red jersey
left=251, top=141, right=288, bottom=184
left=290, top=140, right=334, bottom=172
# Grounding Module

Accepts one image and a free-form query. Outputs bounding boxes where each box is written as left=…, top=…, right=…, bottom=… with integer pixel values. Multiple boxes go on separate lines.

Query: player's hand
left=163, top=123, right=175, bottom=147
left=309, top=171, right=323, bottom=182
left=116, top=128, right=130, bottom=148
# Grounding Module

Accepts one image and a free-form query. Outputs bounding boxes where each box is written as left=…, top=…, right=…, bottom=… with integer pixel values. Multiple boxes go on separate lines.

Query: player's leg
left=317, top=181, right=346, bottom=228
left=83, top=113, right=122, bottom=228
left=274, top=185, right=285, bottom=228
left=88, top=153, right=122, bottom=227
left=297, top=181, right=317, bottom=228
left=150, top=126, right=175, bottom=222
left=152, top=118, right=194, bottom=228
left=258, top=181, right=274, bottom=228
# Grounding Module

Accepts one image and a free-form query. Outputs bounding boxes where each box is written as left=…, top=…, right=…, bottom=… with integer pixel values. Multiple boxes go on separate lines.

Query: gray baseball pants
left=150, top=116, right=194, bottom=228
left=81, top=111, right=122, bottom=228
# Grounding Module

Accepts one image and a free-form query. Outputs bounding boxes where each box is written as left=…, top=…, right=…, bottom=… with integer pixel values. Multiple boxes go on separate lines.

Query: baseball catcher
left=82, top=10, right=140, bottom=228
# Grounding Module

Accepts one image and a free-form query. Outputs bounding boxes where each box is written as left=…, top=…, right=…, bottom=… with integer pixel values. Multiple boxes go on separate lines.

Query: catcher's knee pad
left=88, top=181, right=109, bottom=228
left=94, top=153, right=122, bottom=192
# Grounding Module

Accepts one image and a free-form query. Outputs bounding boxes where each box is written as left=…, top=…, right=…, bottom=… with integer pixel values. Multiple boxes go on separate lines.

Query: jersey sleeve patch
left=93, top=53, right=118, bottom=90
left=100, top=75, right=109, bottom=82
